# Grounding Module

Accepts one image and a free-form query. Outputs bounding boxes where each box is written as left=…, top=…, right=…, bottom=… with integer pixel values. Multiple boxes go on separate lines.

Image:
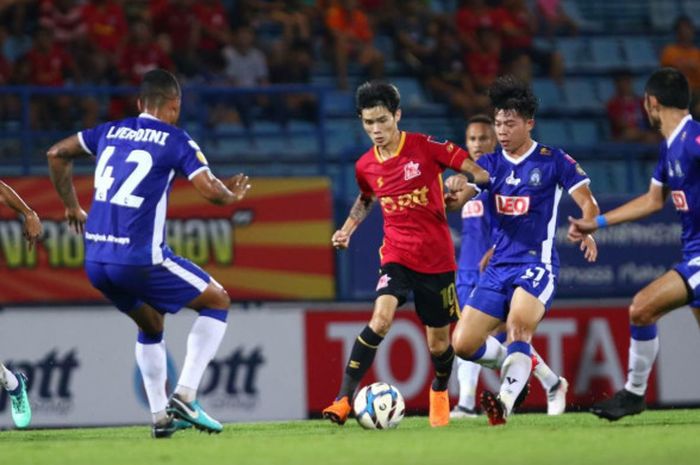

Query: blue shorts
left=85, top=256, right=212, bottom=314
left=466, top=263, right=558, bottom=321
left=456, top=269, right=480, bottom=309
left=674, top=258, right=700, bottom=307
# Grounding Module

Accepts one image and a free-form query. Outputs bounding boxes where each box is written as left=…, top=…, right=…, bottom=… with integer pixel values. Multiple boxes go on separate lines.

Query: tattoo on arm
left=348, top=194, right=374, bottom=224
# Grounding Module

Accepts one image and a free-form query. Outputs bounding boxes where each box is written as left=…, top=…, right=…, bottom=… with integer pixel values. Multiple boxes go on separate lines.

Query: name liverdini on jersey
left=476, top=142, right=590, bottom=267
left=105, top=126, right=171, bottom=146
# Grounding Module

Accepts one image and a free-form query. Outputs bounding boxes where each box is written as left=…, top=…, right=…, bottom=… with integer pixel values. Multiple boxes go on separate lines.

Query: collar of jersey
left=139, top=112, right=163, bottom=122
left=373, top=131, right=406, bottom=163
left=666, top=114, right=692, bottom=148
left=501, top=139, right=538, bottom=165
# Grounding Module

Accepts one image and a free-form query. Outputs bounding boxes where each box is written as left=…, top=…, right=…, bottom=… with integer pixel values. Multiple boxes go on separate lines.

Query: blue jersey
left=476, top=141, right=590, bottom=267
left=652, top=115, right=700, bottom=260
left=457, top=190, right=493, bottom=271
left=78, top=113, right=210, bottom=265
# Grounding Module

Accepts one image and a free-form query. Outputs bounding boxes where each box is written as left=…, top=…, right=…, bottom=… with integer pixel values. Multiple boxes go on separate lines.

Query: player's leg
left=322, top=294, right=400, bottom=425
left=530, top=346, right=568, bottom=415
left=591, top=269, right=690, bottom=421
left=0, top=362, right=30, bottom=429
left=425, top=324, right=454, bottom=427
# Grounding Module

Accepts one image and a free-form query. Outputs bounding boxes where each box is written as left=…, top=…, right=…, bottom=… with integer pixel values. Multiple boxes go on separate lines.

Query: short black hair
left=355, top=81, right=400, bottom=115
left=468, top=114, right=494, bottom=126
left=645, top=67, right=690, bottom=110
left=139, top=69, right=181, bottom=108
left=488, top=75, right=538, bottom=119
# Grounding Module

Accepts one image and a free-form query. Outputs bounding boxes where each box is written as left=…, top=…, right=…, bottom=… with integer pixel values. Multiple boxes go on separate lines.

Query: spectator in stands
left=535, top=0, right=578, bottom=37
left=193, top=0, right=232, bottom=73
left=152, top=0, right=199, bottom=78
left=325, top=0, right=384, bottom=89
left=660, top=16, right=700, bottom=118
left=268, top=37, right=317, bottom=121
left=465, top=26, right=501, bottom=92
left=17, top=27, right=79, bottom=129
left=38, top=0, right=86, bottom=51
left=423, top=27, right=489, bottom=118
left=492, top=0, right=564, bottom=82
left=82, top=0, right=128, bottom=56
left=394, top=0, right=438, bottom=75
left=455, top=0, right=497, bottom=53
left=606, top=70, right=658, bottom=144
left=0, top=27, right=18, bottom=122
left=118, top=20, right=174, bottom=85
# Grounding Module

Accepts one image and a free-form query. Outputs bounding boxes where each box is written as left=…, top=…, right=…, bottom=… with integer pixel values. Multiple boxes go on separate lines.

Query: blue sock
left=138, top=330, right=164, bottom=344
left=199, top=308, right=228, bottom=322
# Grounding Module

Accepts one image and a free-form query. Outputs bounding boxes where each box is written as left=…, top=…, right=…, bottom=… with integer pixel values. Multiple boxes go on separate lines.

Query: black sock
left=338, top=326, right=384, bottom=399
left=431, top=345, right=455, bottom=391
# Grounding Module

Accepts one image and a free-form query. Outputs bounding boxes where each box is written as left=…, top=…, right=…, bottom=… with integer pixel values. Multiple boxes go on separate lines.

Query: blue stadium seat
left=590, top=37, right=622, bottom=71
left=682, top=0, right=700, bottom=18
left=650, top=0, right=680, bottom=32
left=569, top=120, right=600, bottom=145
left=324, top=91, right=355, bottom=116
left=595, top=78, right=616, bottom=105
left=556, top=37, right=591, bottom=73
left=391, top=77, right=427, bottom=108
left=563, top=79, right=601, bottom=113
left=622, top=37, right=658, bottom=71
left=533, top=78, right=563, bottom=113
left=535, top=119, right=570, bottom=147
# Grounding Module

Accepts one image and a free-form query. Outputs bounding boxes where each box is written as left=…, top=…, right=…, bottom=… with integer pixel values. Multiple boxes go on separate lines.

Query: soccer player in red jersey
left=322, top=81, right=488, bottom=427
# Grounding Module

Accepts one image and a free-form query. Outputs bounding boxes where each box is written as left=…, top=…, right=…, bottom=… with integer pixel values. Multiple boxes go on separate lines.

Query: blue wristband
left=595, top=215, right=608, bottom=229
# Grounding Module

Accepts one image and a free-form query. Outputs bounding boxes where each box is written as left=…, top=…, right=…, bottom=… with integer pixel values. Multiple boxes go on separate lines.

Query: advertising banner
left=0, top=177, right=335, bottom=303
left=343, top=196, right=681, bottom=300
left=304, top=305, right=662, bottom=413
left=0, top=307, right=307, bottom=427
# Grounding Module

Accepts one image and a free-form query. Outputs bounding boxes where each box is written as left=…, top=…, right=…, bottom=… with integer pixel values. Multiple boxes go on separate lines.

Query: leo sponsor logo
left=671, top=190, right=689, bottom=211
left=495, top=194, right=530, bottom=216
left=462, top=200, right=484, bottom=218
left=404, top=161, right=422, bottom=181
left=380, top=186, right=429, bottom=213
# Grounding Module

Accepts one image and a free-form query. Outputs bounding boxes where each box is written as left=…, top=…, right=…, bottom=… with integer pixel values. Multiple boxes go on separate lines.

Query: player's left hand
left=223, top=173, right=251, bottom=201
left=568, top=216, right=598, bottom=239
left=65, top=207, right=87, bottom=235
left=580, top=234, right=597, bottom=262
left=22, top=210, right=42, bottom=250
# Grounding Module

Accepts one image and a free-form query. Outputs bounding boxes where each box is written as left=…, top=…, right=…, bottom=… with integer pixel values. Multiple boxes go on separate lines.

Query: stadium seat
left=595, top=78, right=616, bottom=106
left=682, top=0, right=700, bottom=18
left=569, top=120, right=601, bottom=146
left=391, top=77, right=427, bottom=109
left=535, top=119, right=570, bottom=148
left=590, top=37, right=622, bottom=72
left=563, top=79, right=601, bottom=113
left=532, top=78, right=563, bottom=113
left=324, top=91, right=355, bottom=117
left=556, top=37, right=591, bottom=73
left=622, top=37, right=658, bottom=71
left=650, top=0, right=680, bottom=32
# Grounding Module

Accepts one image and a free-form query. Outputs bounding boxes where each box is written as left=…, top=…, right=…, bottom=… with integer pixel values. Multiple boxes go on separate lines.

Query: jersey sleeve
left=355, top=162, right=373, bottom=197
left=77, top=123, right=110, bottom=156
left=425, top=136, right=469, bottom=171
left=651, top=143, right=668, bottom=187
left=558, top=151, right=590, bottom=194
left=684, top=129, right=700, bottom=162
left=177, top=133, right=211, bottom=180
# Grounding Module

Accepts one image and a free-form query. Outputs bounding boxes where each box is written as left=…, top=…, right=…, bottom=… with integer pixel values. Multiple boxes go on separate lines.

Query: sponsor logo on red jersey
left=462, top=200, right=484, bottom=218
left=671, top=190, right=689, bottom=212
left=495, top=194, right=530, bottom=216
left=404, top=161, right=422, bottom=181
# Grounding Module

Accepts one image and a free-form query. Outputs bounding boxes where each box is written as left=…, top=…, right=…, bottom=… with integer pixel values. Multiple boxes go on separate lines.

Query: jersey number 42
left=94, top=146, right=153, bottom=209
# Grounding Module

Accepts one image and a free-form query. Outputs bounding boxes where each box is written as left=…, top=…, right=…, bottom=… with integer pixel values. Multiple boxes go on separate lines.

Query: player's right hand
left=65, top=207, right=87, bottom=235
left=22, top=210, right=42, bottom=250
left=331, top=229, right=350, bottom=249
left=223, top=173, right=251, bottom=201
left=567, top=216, right=598, bottom=239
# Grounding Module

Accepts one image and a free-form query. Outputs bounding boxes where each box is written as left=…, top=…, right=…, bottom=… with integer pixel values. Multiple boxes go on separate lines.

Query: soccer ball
left=353, top=382, right=405, bottom=429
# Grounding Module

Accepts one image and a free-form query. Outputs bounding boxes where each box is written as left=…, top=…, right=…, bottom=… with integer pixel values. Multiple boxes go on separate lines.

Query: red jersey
left=355, top=132, right=469, bottom=274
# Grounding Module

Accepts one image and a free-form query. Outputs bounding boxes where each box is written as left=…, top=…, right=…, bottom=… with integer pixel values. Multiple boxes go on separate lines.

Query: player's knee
left=369, top=316, right=392, bottom=336
left=506, top=321, right=533, bottom=343
left=629, top=296, right=655, bottom=326
left=208, top=284, right=231, bottom=310
left=427, top=337, right=449, bottom=356
left=451, top=332, right=482, bottom=360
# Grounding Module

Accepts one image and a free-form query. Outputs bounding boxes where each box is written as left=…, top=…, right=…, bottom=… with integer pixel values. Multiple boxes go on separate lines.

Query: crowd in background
left=0, top=0, right=698, bottom=142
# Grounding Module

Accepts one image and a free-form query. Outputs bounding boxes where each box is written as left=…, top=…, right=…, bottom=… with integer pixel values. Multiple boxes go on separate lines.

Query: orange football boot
left=429, top=388, right=450, bottom=427
left=322, top=396, right=352, bottom=425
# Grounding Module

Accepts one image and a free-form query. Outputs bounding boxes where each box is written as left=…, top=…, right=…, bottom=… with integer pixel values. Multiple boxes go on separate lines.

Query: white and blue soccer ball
left=353, top=382, right=405, bottom=430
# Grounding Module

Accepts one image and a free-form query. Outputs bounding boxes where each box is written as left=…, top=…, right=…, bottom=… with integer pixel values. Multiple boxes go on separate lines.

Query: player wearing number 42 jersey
left=570, top=67, right=700, bottom=422
left=322, top=81, right=489, bottom=428
left=47, top=69, right=250, bottom=438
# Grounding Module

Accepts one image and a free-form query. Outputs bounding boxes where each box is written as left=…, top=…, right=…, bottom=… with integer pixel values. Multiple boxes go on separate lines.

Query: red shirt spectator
left=491, top=0, right=535, bottom=51
left=118, top=22, right=174, bottom=84
left=152, top=0, right=197, bottom=52
left=39, top=0, right=86, bottom=47
left=192, top=0, right=230, bottom=52
left=455, top=0, right=497, bottom=51
left=82, top=0, right=128, bottom=53
left=465, top=29, right=501, bottom=91
left=24, top=29, right=74, bottom=86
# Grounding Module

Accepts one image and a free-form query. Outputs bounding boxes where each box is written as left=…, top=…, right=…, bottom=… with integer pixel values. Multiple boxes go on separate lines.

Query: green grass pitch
left=2, top=410, right=700, bottom=465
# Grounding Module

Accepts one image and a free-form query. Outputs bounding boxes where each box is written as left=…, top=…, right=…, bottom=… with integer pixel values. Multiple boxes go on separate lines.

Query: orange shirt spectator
left=660, top=16, right=700, bottom=91
left=326, top=3, right=373, bottom=43
left=82, top=0, right=128, bottom=53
